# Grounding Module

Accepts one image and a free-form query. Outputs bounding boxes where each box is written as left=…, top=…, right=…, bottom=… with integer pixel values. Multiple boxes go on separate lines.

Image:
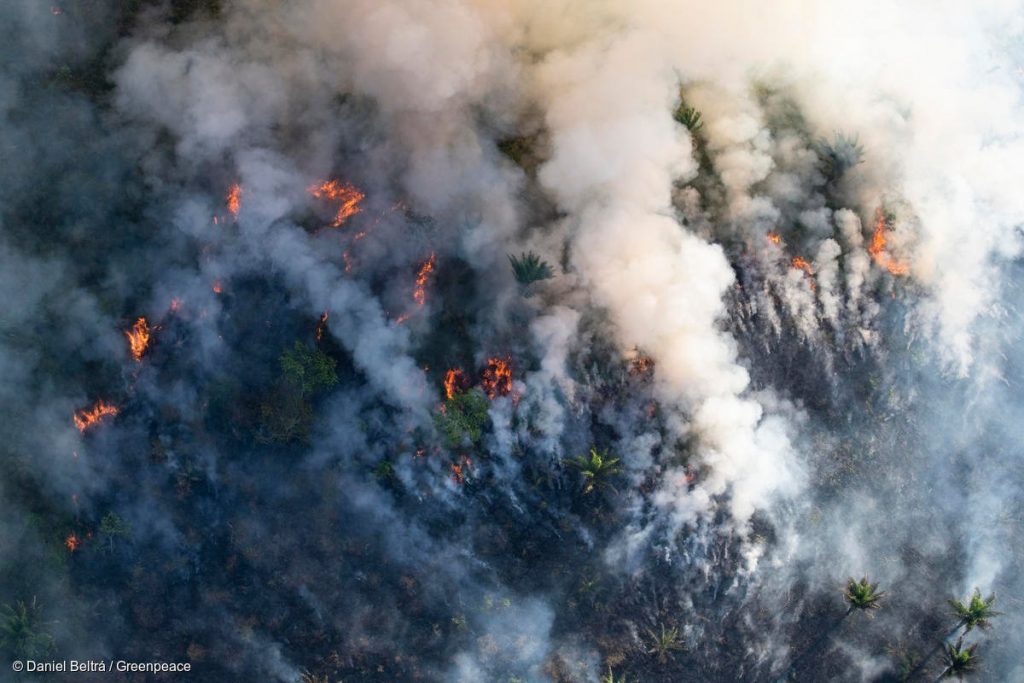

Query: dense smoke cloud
left=2, top=1, right=1023, bottom=681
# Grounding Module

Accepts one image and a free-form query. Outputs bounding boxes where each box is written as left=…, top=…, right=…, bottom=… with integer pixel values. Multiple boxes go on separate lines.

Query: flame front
left=125, top=317, right=151, bottom=361
left=413, top=253, right=436, bottom=307
left=868, top=209, right=910, bottom=276
left=450, top=455, right=473, bottom=485
left=73, top=400, right=119, bottom=432
left=481, top=357, right=512, bottom=399
left=308, top=179, right=365, bottom=227
left=791, top=256, right=814, bottom=276
left=767, top=231, right=782, bottom=245
left=226, top=183, right=242, bottom=218
left=443, top=368, right=466, bottom=400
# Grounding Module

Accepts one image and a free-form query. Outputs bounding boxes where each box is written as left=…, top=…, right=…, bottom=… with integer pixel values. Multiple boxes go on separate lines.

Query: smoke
left=3, top=0, right=1024, bottom=681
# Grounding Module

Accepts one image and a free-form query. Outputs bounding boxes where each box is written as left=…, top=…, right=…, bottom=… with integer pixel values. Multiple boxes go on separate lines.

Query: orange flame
left=65, top=532, right=80, bottom=552
left=450, top=455, right=473, bottom=485
left=315, top=311, right=329, bottom=342
left=413, top=253, right=436, bottom=307
left=868, top=209, right=910, bottom=276
left=481, top=357, right=512, bottom=400
left=226, top=183, right=242, bottom=218
left=308, top=179, right=365, bottom=227
left=767, top=231, right=782, bottom=245
left=73, top=400, right=119, bottom=432
left=212, top=280, right=223, bottom=294
left=791, top=256, right=814, bottom=276
left=443, top=369, right=466, bottom=400
left=125, top=317, right=151, bottom=361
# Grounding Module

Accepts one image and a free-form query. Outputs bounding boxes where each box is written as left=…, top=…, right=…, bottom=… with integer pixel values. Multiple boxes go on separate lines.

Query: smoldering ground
left=2, top=1, right=1024, bottom=681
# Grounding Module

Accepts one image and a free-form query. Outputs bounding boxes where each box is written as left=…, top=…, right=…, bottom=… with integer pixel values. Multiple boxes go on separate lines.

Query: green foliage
left=99, top=512, right=131, bottom=551
left=567, top=447, right=622, bottom=494
left=941, top=637, right=978, bottom=679
left=257, top=342, right=336, bottom=445
left=508, top=252, right=554, bottom=285
left=843, top=577, right=886, bottom=612
left=0, top=599, right=54, bottom=660
left=373, top=460, right=396, bottom=481
left=949, top=588, right=1000, bottom=632
left=435, top=388, right=490, bottom=447
left=814, top=132, right=864, bottom=182
left=497, top=133, right=544, bottom=171
left=673, top=104, right=703, bottom=133
left=280, top=342, right=338, bottom=396
left=646, top=623, right=684, bottom=663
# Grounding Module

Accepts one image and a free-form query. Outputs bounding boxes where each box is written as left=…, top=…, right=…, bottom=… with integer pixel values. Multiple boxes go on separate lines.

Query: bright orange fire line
left=125, top=317, right=150, bottom=361
left=443, top=368, right=465, bottom=400
left=73, top=400, right=119, bottom=432
left=868, top=209, right=910, bottom=276
left=226, top=183, right=242, bottom=218
left=413, top=253, right=436, bottom=306
left=308, top=180, right=365, bottom=227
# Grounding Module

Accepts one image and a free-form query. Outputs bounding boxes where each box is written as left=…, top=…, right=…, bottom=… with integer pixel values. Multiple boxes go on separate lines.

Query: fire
left=450, top=455, right=473, bottom=485
left=629, top=354, right=655, bottom=377
left=315, top=310, right=329, bottom=342
left=308, top=179, right=365, bottom=227
left=413, top=253, right=436, bottom=307
left=73, top=400, right=119, bottom=432
left=443, top=368, right=467, bottom=400
left=481, top=357, right=512, bottom=399
left=791, top=256, right=814, bottom=276
left=212, top=280, right=223, bottom=294
left=169, top=298, right=183, bottom=313
left=226, top=183, right=242, bottom=218
left=868, top=209, right=910, bottom=276
left=65, top=532, right=80, bottom=552
left=125, top=317, right=151, bottom=361
left=767, top=231, right=782, bottom=245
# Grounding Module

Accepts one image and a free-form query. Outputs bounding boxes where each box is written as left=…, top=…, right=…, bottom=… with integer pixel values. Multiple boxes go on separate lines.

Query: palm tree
left=601, top=666, right=630, bottom=683
left=843, top=577, right=886, bottom=614
left=646, top=623, right=684, bottom=663
left=567, top=447, right=622, bottom=494
left=508, top=252, right=553, bottom=285
left=940, top=637, right=978, bottom=679
left=814, top=132, right=864, bottom=182
left=949, top=589, right=1000, bottom=633
left=0, top=598, right=54, bottom=659
left=673, top=105, right=703, bottom=133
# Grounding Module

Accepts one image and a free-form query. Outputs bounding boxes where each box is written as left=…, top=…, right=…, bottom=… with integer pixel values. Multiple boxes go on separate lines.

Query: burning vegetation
left=226, top=183, right=242, bottom=218
left=480, top=357, right=513, bottom=399
left=73, top=400, right=118, bottom=433
left=10, top=4, right=1023, bottom=683
left=308, top=179, right=365, bottom=227
left=443, top=368, right=468, bottom=400
left=412, top=253, right=436, bottom=307
left=124, top=317, right=151, bottom=361
left=868, top=208, right=910, bottom=276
